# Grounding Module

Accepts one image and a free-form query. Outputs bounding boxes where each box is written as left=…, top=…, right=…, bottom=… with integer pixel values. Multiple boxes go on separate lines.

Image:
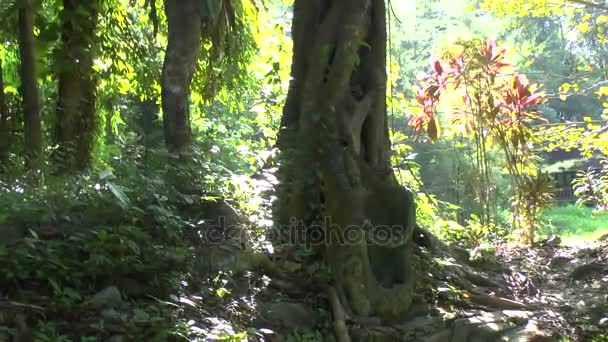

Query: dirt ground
left=181, top=232, right=608, bottom=341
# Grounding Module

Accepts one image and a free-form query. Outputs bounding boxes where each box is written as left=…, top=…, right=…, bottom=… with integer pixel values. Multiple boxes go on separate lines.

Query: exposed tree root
left=327, top=286, right=351, bottom=342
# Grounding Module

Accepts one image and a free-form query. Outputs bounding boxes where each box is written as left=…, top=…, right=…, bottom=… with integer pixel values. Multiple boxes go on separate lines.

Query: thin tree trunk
left=102, top=94, right=117, bottom=145
left=18, top=0, right=42, bottom=169
left=161, top=0, right=202, bottom=154
left=53, top=0, right=99, bottom=172
left=0, top=56, right=8, bottom=162
left=276, top=0, right=416, bottom=323
left=104, top=109, right=115, bottom=145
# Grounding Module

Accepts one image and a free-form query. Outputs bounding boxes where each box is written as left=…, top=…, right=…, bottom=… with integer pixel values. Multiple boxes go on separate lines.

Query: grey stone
left=570, top=262, right=605, bottom=280
left=261, top=301, right=316, bottom=330
left=87, top=286, right=122, bottom=309
left=548, top=256, right=572, bottom=268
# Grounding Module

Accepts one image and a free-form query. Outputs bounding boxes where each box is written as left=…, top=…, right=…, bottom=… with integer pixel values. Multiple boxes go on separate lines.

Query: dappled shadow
left=497, top=235, right=608, bottom=341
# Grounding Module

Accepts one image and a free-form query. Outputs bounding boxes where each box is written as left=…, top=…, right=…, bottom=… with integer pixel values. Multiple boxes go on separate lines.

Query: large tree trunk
left=276, top=0, right=417, bottom=323
left=161, top=0, right=202, bottom=154
left=0, top=56, right=9, bottom=163
left=18, top=0, right=42, bottom=169
left=52, top=0, right=99, bottom=172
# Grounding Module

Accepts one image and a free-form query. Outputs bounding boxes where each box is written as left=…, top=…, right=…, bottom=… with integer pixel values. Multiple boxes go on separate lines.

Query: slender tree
left=0, top=55, right=8, bottom=162
left=276, top=0, right=417, bottom=326
left=160, top=0, right=202, bottom=154
left=53, top=0, right=100, bottom=172
left=18, top=0, right=42, bottom=169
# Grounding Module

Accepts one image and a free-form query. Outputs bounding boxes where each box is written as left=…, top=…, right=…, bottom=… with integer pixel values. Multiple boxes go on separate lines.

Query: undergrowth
left=0, top=148, right=241, bottom=341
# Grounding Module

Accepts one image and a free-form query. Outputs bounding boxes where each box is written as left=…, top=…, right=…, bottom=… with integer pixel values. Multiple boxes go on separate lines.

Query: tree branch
left=567, top=0, right=608, bottom=11
left=546, top=79, right=608, bottom=100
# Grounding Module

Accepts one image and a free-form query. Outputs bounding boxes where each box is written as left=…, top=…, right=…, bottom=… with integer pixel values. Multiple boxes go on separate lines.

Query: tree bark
left=18, top=0, right=43, bottom=169
left=276, top=0, right=417, bottom=323
left=161, top=0, right=202, bottom=154
left=103, top=100, right=115, bottom=145
left=0, top=56, right=8, bottom=163
left=52, top=0, right=99, bottom=172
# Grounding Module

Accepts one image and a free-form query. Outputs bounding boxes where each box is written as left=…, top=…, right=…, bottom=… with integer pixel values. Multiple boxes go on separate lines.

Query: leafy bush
left=0, top=145, right=238, bottom=339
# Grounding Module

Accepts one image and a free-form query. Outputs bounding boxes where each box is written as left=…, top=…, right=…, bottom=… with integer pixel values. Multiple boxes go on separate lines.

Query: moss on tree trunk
left=18, top=0, right=42, bottom=169
left=53, top=0, right=100, bottom=173
left=276, top=0, right=417, bottom=322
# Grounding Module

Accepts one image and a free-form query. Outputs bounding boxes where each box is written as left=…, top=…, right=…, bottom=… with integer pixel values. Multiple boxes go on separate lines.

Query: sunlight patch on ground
left=561, top=230, right=608, bottom=246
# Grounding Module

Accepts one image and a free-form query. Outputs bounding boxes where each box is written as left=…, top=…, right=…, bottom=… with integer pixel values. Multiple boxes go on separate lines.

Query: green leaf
left=4, top=85, right=18, bottom=95
left=49, top=278, right=61, bottom=295
left=107, top=182, right=130, bottom=209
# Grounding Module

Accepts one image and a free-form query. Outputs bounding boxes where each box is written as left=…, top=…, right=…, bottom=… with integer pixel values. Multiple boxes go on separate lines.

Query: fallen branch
left=463, top=291, right=536, bottom=311
left=0, top=300, right=45, bottom=313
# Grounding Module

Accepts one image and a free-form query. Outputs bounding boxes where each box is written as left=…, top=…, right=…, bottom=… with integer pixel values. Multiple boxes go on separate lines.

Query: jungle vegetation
left=0, top=0, right=607, bottom=341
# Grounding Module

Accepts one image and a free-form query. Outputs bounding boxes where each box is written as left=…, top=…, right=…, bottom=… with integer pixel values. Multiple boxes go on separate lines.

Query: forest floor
left=182, top=231, right=608, bottom=342
left=2, top=203, right=607, bottom=341
left=493, top=235, right=608, bottom=341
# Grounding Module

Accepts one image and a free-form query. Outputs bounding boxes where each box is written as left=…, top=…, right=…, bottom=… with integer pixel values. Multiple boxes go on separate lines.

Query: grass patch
left=541, top=205, right=608, bottom=244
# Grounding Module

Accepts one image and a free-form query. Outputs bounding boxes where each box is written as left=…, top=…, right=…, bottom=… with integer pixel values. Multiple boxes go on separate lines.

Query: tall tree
left=161, top=0, right=202, bottom=154
left=53, top=0, right=100, bottom=172
left=0, top=55, right=8, bottom=162
left=276, top=0, right=417, bottom=325
left=160, top=0, right=255, bottom=155
left=18, top=0, right=42, bottom=169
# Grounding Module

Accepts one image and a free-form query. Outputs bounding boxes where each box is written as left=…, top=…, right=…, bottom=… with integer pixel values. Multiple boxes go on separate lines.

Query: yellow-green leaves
left=559, top=82, right=580, bottom=101
left=577, top=22, right=590, bottom=33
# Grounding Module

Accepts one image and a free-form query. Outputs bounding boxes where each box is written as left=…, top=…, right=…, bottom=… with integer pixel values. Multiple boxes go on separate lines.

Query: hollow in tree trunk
left=161, top=0, right=202, bottom=154
left=18, top=0, right=42, bottom=169
left=276, top=0, right=417, bottom=323
left=53, top=0, right=99, bottom=173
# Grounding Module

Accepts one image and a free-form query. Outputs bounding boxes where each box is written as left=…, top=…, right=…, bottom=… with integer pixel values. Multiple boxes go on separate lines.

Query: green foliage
left=465, top=214, right=504, bottom=247
left=514, top=170, right=557, bottom=235
left=388, top=0, right=505, bottom=95
left=573, top=158, right=608, bottom=212
left=2, top=0, right=608, bottom=338
left=479, top=0, right=608, bottom=123
left=0, top=0, right=281, bottom=174
left=0, top=143, right=247, bottom=339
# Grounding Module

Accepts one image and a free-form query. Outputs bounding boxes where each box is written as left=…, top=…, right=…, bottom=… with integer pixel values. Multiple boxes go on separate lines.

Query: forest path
left=493, top=236, right=608, bottom=341
left=334, top=231, right=608, bottom=341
